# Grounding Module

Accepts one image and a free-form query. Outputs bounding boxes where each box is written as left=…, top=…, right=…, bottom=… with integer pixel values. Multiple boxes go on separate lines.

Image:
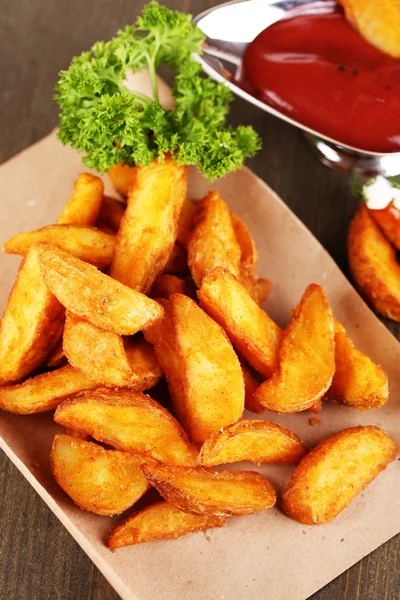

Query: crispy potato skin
left=51, top=435, right=150, bottom=516
left=240, top=360, right=264, bottom=414
left=369, top=203, right=400, bottom=250
left=337, top=0, right=400, bottom=58
left=0, top=364, right=98, bottom=414
left=198, top=420, right=307, bottom=466
left=326, top=320, right=388, bottom=410
left=0, top=245, right=65, bottom=383
left=348, top=204, right=400, bottom=322
left=108, top=164, right=135, bottom=198
left=198, top=268, right=282, bottom=377
left=150, top=274, right=189, bottom=300
left=96, top=196, right=125, bottom=232
left=177, top=198, right=199, bottom=248
left=57, top=173, right=103, bottom=226
left=38, top=244, right=164, bottom=335
left=54, top=387, right=198, bottom=466
left=107, top=501, right=225, bottom=548
left=282, top=426, right=398, bottom=524
left=187, top=191, right=241, bottom=288
left=255, top=284, right=335, bottom=413
left=110, top=159, right=188, bottom=293
left=145, top=294, right=244, bottom=445
left=3, top=225, right=115, bottom=269
left=141, top=462, right=276, bottom=517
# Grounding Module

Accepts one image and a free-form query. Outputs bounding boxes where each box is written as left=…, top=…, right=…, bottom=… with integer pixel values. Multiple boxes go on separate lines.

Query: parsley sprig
left=55, top=1, right=261, bottom=180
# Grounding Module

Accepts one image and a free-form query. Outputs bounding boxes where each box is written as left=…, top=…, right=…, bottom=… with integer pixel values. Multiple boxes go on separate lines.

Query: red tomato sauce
left=240, top=5, right=400, bottom=152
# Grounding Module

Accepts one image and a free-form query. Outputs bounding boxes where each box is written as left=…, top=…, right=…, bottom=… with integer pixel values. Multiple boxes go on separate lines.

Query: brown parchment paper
left=0, top=131, right=399, bottom=600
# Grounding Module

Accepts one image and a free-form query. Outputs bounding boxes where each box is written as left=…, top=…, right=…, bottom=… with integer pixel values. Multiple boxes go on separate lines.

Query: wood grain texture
left=0, top=0, right=399, bottom=598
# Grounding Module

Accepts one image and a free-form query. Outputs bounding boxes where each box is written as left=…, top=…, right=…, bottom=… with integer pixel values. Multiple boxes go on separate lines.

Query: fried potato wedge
left=282, top=426, right=398, bottom=524
left=163, top=243, right=188, bottom=275
left=369, top=203, right=400, bottom=250
left=255, top=284, right=335, bottom=413
left=0, top=245, right=64, bottom=383
left=198, top=420, right=307, bottom=466
left=141, top=462, right=276, bottom=517
left=198, top=268, right=282, bottom=377
left=46, top=337, right=66, bottom=368
left=255, top=278, right=272, bottom=305
left=51, top=434, right=150, bottom=515
left=0, top=364, right=97, bottom=414
left=150, top=274, right=189, bottom=300
left=187, top=190, right=241, bottom=287
left=348, top=203, right=400, bottom=322
left=54, top=388, right=198, bottom=466
left=110, top=159, right=188, bottom=293
left=107, top=501, right=225, bottom=548
left=230, top=211, right=258, bottom=269
left=96, top=196, right=125, bottom=232
left=108, top=163, right=134, bottom=198
left=145, top=294, right=244, bottom=445
left=240, top=360, right=264, bottom=415
left=57, top=173, right=104, bottom=226
left=177, top=198, right=199, bottom=248
left=326, top=320, right=388, bottom=410
left=337, top=0, right=400, bottom=58
left=63, top=313, right=161, bottom=389
left=3, top=225, right=115, bottom=269
left=38, top=244, right=163, bottom=335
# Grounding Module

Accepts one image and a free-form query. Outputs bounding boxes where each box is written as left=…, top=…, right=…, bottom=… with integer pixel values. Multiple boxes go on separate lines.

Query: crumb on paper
left=341, top=538, right=345, bottom=542
left=30, top=461, right=40, bottom=469
left=309, top=417, right=321, bottom=426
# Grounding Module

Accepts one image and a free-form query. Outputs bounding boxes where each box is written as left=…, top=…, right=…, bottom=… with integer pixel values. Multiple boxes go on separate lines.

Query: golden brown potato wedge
left=230, top=211, right=258, bottom=269
left=63, top=313, right=162, bottom=389
left=46, top=337, right=67, bottom=368
left=326, top=320, right=388, bottom=410
left=38, top=244, right=163, bottom=335
left=369, top=203, right=400, bottom=250
left=163, top=243, right=188, bottom=275
left=240, top=360, right=264, bottom=415
left=337, top=0, right=400, bottom=58
left=282, top=426, right=398, bottom=524
left=348, top=203, right=400, bottom=322
left=198, top=268, right=282, bottom=377
left=198, top=420, right=307, bottom=466
left=110, top=159, right=188, bottom=293
left=141, top=462, right=276, bottom=517
left=187, top=190, right=241, bottom=287
left=177, top=198, right=199, bottom=248
left=150, top=274, right=189, bottom=300
left=0, top=245, right=64, bottom=383
left=96, top=195, right=125, bottom=232
left=0, top=364, right=98, bottom=414
left=107, top=501, right=225, bottom=548
left=254, top=284, right=335, bottom=413
left=54, top=388, right=198, bottom=466
left=63, top=428, right=89, bottom=440
left=255, top=278, right=272, bottom=305
left=108, top=163, right=134, bottom=198
left=3, top=225, right=115, bottom=269
left=57, top=173, right=104, bottom=226
left=51, top=435, right=150, bottom=516
left=145, top=293, right=244, bottom=445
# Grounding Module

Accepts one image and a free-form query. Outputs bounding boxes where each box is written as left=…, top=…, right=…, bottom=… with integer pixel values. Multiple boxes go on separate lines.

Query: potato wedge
left=187, top=190, right=241, bottom=287
left=51, top=434, right=150, bottom=516
left=141, top=462, right=276, bottom=517
left=230, top=211, right=258, bottom=269
left=369, top=203, right=400, bottom=250
left=0, top=364, right=98, bottom=414
left=254, top=284, right=335, bottom=413
left=38, top=244, right=163, bottom=335
left=337, top=0, right=400, bottom=58
left=150, top=274, right=189, bottom=299
left=107, top=501, right=225, bottom=548
left=96, top=195, right=125, bottom=232
left=198, top=420, right=307, bottom=466
left=255, top=278, right=272, bottom=305
left=3, top=225, right=115, bottom=269
left=57, top=173, right=104, bottom=226
left=46, top=337, right=66, bottom=368
left=326, top=320, right=388, bottom=409
left=54, top=388, right=198, bottom=466
left=282, top=426, right=398, bottom=524
left=0, top=245, right=64, bottom=383
left=108, top=163, right=134, bottom=198
left=177, top=198, right=199, bottom=248
left=240, top=361, right=265, bottom=415
left=63, top=313, right=161, bottom=389
left=348, top=203, right=400, bottom=322
left=198, top=268, right=282, bottom=377
left=163, top=243, right=188, bottom=275
left=145, top=294, right=244, bottom=445
left=110, top=159, right=188, bottom=293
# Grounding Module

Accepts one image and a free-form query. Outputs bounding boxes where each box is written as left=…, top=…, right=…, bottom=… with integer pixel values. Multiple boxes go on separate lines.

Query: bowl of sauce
left=194, top=0, right=400, bottom=175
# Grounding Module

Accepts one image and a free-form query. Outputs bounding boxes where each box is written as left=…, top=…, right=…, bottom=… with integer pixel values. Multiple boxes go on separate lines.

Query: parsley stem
left=145, top=52, right=159, bottom=103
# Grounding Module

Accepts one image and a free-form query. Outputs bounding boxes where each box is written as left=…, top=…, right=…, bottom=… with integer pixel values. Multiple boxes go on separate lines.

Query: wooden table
left=0, top=1, right=399, bottom=598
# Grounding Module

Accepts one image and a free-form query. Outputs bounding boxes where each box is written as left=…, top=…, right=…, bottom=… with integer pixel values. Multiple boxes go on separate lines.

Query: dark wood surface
left=0, top=1, right=399, bottom=599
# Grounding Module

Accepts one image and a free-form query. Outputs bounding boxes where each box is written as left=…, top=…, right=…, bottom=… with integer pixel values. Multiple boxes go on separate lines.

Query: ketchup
left=241, top=5, right=400, bottom=152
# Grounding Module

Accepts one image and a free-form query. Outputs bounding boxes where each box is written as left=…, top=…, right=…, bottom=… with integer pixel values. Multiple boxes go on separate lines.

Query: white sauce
left=363, top=175, right=400, bottom=210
